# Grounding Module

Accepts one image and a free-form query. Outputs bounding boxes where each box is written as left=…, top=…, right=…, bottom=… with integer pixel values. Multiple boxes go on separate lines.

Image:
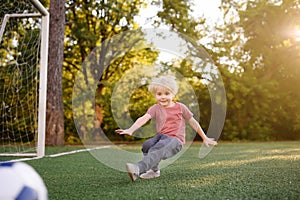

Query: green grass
left=4, top=142, right=300, bottom=199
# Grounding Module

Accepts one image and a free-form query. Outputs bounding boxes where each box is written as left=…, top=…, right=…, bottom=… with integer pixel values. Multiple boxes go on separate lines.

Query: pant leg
left=141, top=134, right=164, bottom=155
left=141, top=134, right=164, bottom=172
left=137, top=135, right=182, bottom=174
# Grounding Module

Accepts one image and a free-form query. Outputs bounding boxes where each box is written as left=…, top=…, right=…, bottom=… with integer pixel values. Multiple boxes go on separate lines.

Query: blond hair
left=148, top=75, right=178, bottom=95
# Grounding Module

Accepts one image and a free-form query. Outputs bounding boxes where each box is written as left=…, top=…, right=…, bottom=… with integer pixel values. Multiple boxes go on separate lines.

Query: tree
left=238, top=0, right=300, bottom=139
left=46, top=0, right=66, bottom=145
left=212, top=0, right=300, bottom=140
left=64, top=0, right=160, bottom=141
left=155, top=0, right=200, bottom=39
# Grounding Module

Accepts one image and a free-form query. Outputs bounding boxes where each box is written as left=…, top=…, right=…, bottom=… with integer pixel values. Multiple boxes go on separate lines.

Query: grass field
left=2, top=142, right=300, bottom=199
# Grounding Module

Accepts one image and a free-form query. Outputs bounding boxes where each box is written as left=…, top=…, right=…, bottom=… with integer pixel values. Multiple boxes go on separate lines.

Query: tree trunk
left=46, top=0, right=65, bottom=145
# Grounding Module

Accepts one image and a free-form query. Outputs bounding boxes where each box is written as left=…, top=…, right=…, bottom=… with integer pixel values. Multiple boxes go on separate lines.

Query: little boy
left=115, top=75, right=217, bottom=181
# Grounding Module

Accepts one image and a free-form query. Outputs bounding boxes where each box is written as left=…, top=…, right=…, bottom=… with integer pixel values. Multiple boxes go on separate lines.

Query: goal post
left=34, top=0, right=49, bottom=158
left=0, top=0, right=49, bottom=157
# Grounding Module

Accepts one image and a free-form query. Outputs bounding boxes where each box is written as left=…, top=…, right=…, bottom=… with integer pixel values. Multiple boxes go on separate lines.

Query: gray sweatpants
left=137, top=134, right=182, bottom=174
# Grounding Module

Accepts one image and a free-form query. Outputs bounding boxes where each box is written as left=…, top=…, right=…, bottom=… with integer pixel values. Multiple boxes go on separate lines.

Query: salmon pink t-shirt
left=146, top=102, right=193, bottom=145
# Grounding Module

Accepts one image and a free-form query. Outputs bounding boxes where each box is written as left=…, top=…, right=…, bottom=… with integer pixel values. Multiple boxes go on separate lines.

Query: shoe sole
left=126, top=164, right=137, bottom=182
left=139, top=170, right=160, bottom=179
left=140, top=174, right=160, bottom=179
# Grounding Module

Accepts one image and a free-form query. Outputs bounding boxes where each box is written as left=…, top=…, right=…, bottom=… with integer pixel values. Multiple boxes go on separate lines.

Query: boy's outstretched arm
left=115, top=113, right=151, bottom=136
left=188, top=117, right=218, bottom=147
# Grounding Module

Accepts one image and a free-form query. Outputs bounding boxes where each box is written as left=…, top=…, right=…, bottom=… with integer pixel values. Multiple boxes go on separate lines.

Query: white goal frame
left=0, top=0, right=49, bottom=157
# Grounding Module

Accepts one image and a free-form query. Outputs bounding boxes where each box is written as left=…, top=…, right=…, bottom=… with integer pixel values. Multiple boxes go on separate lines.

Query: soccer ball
left=0, top=162, right=48, bottom=200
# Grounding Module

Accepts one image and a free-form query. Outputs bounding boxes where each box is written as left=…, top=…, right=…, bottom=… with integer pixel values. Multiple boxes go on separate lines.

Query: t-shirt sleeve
left=146, top=104, right=157, bottom=119
left=180, top=103, right=193, bottom=120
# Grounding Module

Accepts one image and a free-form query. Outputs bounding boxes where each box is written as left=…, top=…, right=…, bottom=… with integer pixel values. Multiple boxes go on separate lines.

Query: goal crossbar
left=0, top=14, right=43, bottom=44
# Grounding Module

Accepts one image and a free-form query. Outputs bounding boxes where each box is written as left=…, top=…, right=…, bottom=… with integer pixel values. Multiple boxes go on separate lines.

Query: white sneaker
left=126, top=163, right=139, bottom=182
left=140, top=169, right=160, bottom=179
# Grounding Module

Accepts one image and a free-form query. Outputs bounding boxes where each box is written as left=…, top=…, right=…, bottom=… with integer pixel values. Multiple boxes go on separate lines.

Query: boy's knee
left=141, top=144, right=150, bottom=154
left=141, top=147, right=147, bottom=154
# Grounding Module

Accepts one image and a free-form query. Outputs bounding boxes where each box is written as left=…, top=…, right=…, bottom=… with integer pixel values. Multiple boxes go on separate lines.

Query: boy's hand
left=203, top=137, right=218, bottom=147
left=115, top=129, right=133, bottom=136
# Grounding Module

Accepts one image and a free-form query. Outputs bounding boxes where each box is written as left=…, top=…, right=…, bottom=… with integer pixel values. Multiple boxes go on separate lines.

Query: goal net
left=0, top=0, right=49, bottom=157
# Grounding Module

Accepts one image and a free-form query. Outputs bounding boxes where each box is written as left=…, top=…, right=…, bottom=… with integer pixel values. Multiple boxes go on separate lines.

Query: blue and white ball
left=0, top=162, right=48, bottom=200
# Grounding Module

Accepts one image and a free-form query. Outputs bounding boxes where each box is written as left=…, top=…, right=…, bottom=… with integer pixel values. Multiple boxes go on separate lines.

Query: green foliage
left=2, top=0, right=300, bottom=143
left=64, top=0, right=300, bottom=142
left=64, top=0, right=160, bottom=141
left=220, top=68, right=278, bottom=140
left=156, top=0, right=200, bottom=39
left=209, top=0, right=300, bottom=140
left=238, top=0, right=300, bottom=140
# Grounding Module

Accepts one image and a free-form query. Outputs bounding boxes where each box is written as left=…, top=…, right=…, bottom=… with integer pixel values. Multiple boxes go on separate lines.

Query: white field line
left=0, top=145, right=112, bottom=163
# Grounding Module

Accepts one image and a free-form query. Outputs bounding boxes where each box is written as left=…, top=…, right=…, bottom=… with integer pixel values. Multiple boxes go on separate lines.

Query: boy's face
left=154, top=87, right=175, bottom=107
